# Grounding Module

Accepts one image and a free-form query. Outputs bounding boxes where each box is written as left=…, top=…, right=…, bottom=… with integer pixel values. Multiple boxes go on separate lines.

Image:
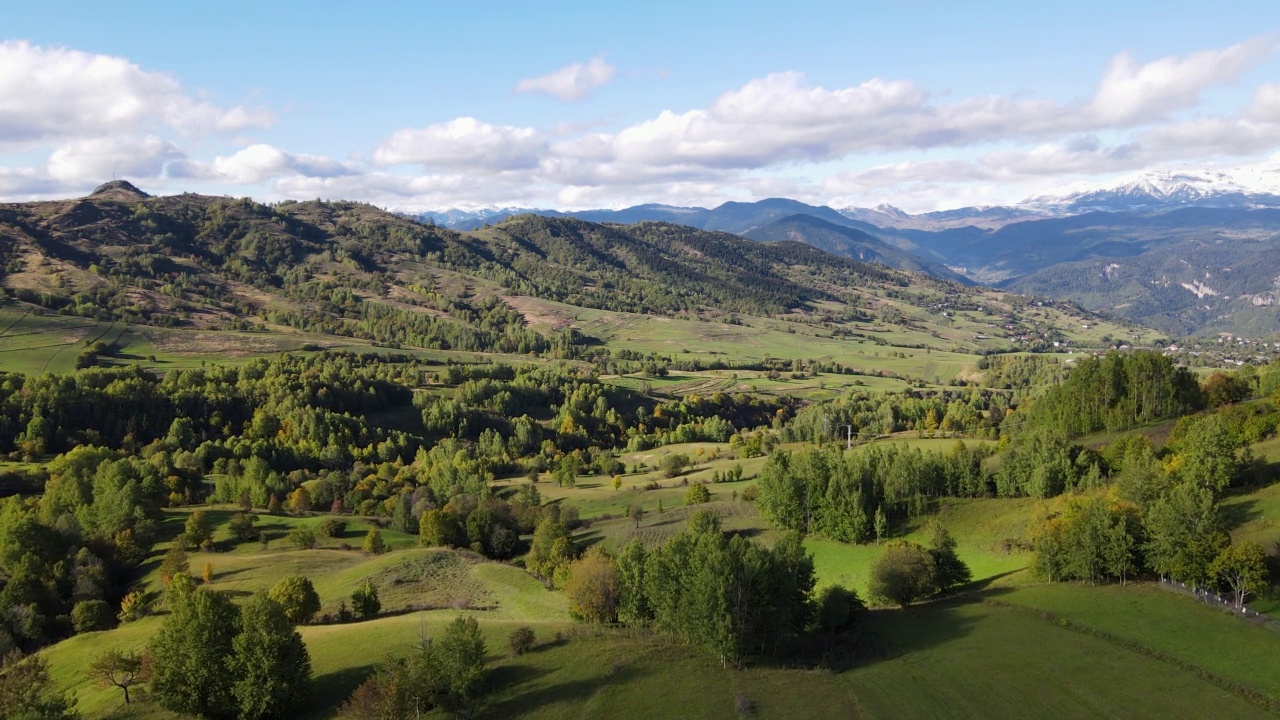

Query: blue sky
left=2, top=1, right=1279, bottom=211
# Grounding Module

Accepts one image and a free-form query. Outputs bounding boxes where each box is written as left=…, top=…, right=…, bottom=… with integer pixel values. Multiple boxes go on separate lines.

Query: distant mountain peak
left=89, top=180, right=150, bottom=199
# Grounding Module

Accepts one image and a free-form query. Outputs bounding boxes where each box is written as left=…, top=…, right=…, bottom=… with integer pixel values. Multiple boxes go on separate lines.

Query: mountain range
left=413, top=166, right=1280, bottom=336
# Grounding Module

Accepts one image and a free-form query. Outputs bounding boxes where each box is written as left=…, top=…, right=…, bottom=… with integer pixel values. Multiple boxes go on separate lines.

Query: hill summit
left=89, top=180, right=150, bottom=199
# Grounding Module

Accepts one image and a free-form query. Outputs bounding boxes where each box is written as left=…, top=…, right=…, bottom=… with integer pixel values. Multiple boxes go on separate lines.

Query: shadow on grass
left=304, top=663, right=378, bottom=720
left=475, top=661, right=646, bottom=720
left=1221, top=496, right=1262, bottom=530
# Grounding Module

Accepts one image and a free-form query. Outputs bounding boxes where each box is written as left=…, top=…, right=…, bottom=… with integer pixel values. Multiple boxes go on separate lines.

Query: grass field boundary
left=0, top=309, right=30, bottom=337
left=983, top=597, right=1280, bottom=714
left=1154, top=578, right=1280, bottom=632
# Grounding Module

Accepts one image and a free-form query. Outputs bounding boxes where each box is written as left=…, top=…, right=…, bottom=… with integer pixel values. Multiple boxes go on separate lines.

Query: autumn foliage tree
left=565, top=546, right=620, bottom=623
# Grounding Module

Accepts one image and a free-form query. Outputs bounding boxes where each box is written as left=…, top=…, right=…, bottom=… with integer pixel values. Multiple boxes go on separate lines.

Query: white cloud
left=1251, top=83, right=1280, bottom=121
left=373, top=118, right=543, bottom=170
left=47, top=135, right=184, bottom=183
left=0, top=41, right=272, bottom=145
left=1086, top=38, right=1273, bottom=124
left=515, top=56, right=616, bottom=101
left=171, top=144, right=356, bottom=185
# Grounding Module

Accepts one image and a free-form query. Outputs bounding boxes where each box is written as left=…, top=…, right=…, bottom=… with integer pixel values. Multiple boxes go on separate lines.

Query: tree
left=89, top=649, right=148, bottom=705
left=815, top=585, right=865, bottom=638
left=230, top=594, right=312, bottom=720
left=229, top=511, right=260, bottom=542
left=1145, top=482, right=1225, bottom=587
left=0, top=649, right=80, bottom=720
left=352, top=581, right=381, bottom=619
left=661, top=453, right=690, bottom=478
left=71, top=599, right=114, bottom=633
left=1171, top=414, right=1241, bottom=493
left=526, top=517, right=574, bottom=583
left=630, top=501, right=645, bottom=528
left=287, top=486, right=312, bottom=515
left=421, top=616, right=488, bottom=717
left=508, top=627, right=535, bottom=656
left=149, top=575, right=240, bottom=718
left=1210, top=542, right=1269, bottom=608
left=565, top=546, right=620, bottom=623
left=419, top=509, right=461, bottom=548
left=158, top=542, right=189, bottom=586
left=873, top=506, right=888, bottom=543
left=363, top=526, right=388, bottom=555
left=268, top=575, right=321, bottom=625
left=926, top=521, right=971, bottom=592
left=684, top=483, right=710, bottom=505
left=868, top=541, right=937, bottom=607
left=185, top=510, right=215, bottom=549
left=117, top=590, right=151, bottom=623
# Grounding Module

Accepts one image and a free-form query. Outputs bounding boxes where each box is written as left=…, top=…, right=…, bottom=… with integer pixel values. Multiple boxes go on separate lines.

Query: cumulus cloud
left=0, top=41, right=272, bottom=145
left=1086, top=38, right=1273, bottom=124
left=171, top=144, right=356, bottom=185
left=515, top=56, right=615, bottom=101
left=47, top=135, right=184, bottom=183
left=373, top=118, right=544, bottom=170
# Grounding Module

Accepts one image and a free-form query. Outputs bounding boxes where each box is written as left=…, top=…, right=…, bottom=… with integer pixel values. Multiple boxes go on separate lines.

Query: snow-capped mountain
left=1023, top=167, right=1280, bottom=213
left=411, top=207, right=543, bottom=228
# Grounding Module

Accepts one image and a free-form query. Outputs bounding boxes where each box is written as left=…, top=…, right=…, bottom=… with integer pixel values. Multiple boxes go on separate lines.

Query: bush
left=362, top=526, right=388, bottom=555
left=71, top=599, right=115, bottom=633
left=268, top=576, right=321, bottom=625
left=287, top=526, right=318, bottom=550
left=868, top=541, right=937, bottom=607
left=117, top=590, right=151, bottom=623
left=351, top=581, right=381, bottom=619
left=684, top=483, right=710, bottom=505
left=228, top=512, right=260, bottom=542
left=508, top=626, right=536, bottom=656
left=319, top=518, right=347, bottom=538
left=741, top=485, right=759, bottom=502
left=661, top=453, right=690, bottom=478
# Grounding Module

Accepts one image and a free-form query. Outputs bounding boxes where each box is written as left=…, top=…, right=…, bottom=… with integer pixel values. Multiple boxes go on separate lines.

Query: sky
left=2, top=1, right=1279, bottom=212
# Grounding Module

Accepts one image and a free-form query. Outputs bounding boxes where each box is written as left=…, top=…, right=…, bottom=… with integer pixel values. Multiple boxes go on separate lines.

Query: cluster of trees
left=784, top=386, right=1014, bottom=442
left=0, top=447, right=185, bottom=651
left=755, top=442, right=991, bottom=543
left=1019, top=351, right=1204, bottom=439
left=340, top=616, right=488, bottom=719
left=867, top=523, right=972, bottom=606
left=562, top=511, right=863, bottom=667
left=148, top=573, right=311, bottom=719
left=1033, top=482, right=1268, bottom=605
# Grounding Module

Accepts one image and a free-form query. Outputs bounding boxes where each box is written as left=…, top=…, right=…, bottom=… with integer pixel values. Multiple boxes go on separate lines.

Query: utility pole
left=843, top=424, right=853, bottom=450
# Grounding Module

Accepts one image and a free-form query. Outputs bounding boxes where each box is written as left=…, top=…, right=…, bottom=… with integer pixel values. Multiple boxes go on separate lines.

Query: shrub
left=661, top=453, right=690, bottom=478
left=319, top=518, right=347, bottom=538
left=117, top=590, right=151, bottom=623
left=508, top=626, right=536, bottom=656
left=362, top=526, right=388, bottom=555
left=287, top=526, right=318, bottom=550
left=684, top=483, right=710, bottom=505
left=868, top=541, right=937, bottom=607
left=351, top=581, right=381, bottom=619
left=228, top=512, right=259, bottom=542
